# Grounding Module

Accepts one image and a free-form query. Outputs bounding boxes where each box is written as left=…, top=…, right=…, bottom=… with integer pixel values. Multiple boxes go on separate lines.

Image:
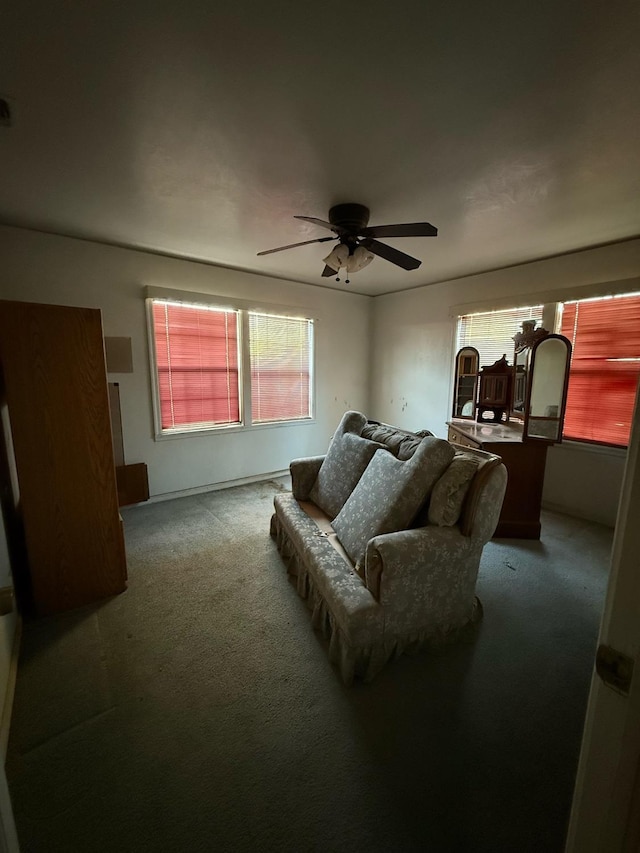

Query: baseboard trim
left=542, top=500, right=616, bottom=529
left=1, top=614, right=21, bottom=763
left=144, top=471, right=290, bottom=505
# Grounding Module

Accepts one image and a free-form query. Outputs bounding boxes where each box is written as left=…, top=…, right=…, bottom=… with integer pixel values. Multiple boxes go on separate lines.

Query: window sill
left=552, top=439, right=627, bottom=459
left=154, top=417, right=316, bottom=441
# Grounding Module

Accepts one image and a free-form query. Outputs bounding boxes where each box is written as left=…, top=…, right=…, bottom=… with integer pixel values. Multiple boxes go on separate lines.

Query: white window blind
left=457, top=305, right=544, bottom=367
left=249, top=312, right=313, bottom=424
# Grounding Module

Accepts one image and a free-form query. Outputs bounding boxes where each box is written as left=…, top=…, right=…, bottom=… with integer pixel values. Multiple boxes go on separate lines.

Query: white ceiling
left=1, top=1, right=639, bottom=296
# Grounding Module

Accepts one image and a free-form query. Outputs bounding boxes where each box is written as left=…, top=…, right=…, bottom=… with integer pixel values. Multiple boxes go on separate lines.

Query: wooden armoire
left=0, top=299, right=127, bottom=616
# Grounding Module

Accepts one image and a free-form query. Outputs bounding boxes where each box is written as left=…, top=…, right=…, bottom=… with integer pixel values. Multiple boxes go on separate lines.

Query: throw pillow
left=309, top=411, right=386, bottom=519
left=332, top=436, right=455, bottom=569
left=427, top=453, right=479, bottom=527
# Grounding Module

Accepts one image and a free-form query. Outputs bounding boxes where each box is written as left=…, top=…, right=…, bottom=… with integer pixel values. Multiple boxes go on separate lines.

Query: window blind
left=457, top=305, right=544, bottom=367
left=249, top=313, right=312, bottom=423
left=560, top=293, right=640, bottom=446
left=152, top=301, right=240, bottom=430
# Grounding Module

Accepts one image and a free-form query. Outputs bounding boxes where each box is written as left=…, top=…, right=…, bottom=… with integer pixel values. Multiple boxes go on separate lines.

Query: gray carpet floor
left=5, top=481, right=612, bottom=852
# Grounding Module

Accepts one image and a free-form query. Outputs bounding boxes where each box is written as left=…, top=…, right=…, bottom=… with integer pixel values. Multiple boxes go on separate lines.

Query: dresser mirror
left=524, top=334, right=572, bottom=442
left=511, top=346, right=529, bottom=419
left=452, top=347, right=479, bottom=419
left=511, top=320, right=546, bottom=422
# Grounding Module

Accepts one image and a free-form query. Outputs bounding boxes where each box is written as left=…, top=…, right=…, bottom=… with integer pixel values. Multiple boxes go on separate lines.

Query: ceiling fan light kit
left=346, top=245, right=374, bottom=272
left=258, top=202, right=438, bottom=283
left=322, top=243, right=374, bottom=283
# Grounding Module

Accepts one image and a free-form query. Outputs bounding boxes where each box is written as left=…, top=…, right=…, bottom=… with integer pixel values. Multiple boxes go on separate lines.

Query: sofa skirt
left=270, top=510, right=483, bottom=686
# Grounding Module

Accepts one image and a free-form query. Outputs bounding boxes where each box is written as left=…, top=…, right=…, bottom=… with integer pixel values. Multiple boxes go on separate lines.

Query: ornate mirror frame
left=451, top=346, right=479, bottom=420
left=523, top=334, right=572, bottom=443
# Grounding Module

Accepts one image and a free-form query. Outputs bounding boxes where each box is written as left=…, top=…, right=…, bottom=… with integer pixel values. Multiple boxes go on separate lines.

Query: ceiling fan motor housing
left=328, top=203, right=370, bottom=234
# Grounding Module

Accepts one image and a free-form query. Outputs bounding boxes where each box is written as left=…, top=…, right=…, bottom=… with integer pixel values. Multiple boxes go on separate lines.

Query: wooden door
left=0, top=300, right=127, bottom=615
left=565, top=382, right=640, bottom=851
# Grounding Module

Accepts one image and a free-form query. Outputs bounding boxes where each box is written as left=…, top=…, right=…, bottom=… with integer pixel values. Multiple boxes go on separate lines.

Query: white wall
left=0, top=225, right=371, bottom=498
left=544, top=442, right=626, bottom=528
left=370, top=239, right=640, bottom=527
left=1, top=224, right=637, bottom=526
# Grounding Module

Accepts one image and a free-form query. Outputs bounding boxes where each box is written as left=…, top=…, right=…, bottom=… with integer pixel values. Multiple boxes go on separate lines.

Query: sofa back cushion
left=309, top=411, right=386, bottom=519
left=361, top=421, right=434, bottom=460
left=332, top=436, right=455, bottom=570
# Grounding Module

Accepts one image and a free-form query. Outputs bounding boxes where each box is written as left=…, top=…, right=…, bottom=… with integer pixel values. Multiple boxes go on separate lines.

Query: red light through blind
left=152, top=301, right=240, bottom=429
left=560, top=294, right=640, bottom=446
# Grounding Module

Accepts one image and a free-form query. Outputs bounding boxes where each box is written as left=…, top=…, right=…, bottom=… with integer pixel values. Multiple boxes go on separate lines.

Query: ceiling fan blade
left=360, top=222, right=438, bottom=238
left=293, top=216, right=339, bottom=233
left=321, top=265, right=337, bottom=277
left=257, top=236, right=336, bottom=256
left=360, top=238, right=422, bottom=270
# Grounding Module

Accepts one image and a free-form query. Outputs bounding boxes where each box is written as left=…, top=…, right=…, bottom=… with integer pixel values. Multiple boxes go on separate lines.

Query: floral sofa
left=270, top=411, right=508, bottom=684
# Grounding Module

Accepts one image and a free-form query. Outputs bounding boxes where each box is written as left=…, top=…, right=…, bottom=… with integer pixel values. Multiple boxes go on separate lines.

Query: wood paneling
left=0, top=300, right=127, bottom=615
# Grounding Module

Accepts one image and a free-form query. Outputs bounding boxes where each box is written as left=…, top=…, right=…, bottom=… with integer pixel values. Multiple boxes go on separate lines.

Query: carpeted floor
left=5, top=481, right=612, bottom=852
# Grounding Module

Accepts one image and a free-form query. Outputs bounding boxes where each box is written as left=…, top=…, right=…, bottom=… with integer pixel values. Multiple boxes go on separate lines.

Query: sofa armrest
left=462, top=461, right=508, bottom=540
left=289, top=455, right=325, bottom=501
left=363, top=526, right=481, bottom=627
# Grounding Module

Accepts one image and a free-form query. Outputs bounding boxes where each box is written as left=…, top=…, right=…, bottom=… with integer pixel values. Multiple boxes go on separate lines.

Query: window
left=456, top=305, right=544, bottom=365
left=149, top=298, right=314, bottom=436
left=152, top=301, right=240, bottom=431
left=455, top=294, right=640, bottom=448
left=249, top=313, right=313, bottom=424
left=559, top=293, right=640, bottom=447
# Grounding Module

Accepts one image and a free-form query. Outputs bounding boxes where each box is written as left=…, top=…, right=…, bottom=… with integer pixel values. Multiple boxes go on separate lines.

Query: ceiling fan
left=257, top=203, right=437, bottom=281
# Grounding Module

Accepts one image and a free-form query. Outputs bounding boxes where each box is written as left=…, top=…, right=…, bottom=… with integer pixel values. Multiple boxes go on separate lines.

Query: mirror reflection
left=525, top=336, right=571, bottom=441
left=512, top=348, right=529, bottom=418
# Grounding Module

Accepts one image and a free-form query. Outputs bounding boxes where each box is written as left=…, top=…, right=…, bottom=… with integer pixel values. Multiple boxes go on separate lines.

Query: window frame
left=146, top=293, right=316, bottom=440
left=246, top=310, right=315, bottom=426
left=454, top=291, right=640, bottom=450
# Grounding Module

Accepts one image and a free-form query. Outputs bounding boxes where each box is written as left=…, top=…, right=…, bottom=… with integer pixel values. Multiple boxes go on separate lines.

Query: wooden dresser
left=447, top=419, right=549, bottom=539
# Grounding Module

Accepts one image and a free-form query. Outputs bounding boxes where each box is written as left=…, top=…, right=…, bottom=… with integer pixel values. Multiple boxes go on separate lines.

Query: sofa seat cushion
left=272, top=494, right=383, bottom=643
left=426, top=453, right=480, bottom=527
left=309, top=411, right=386, bottom=519
left=297, top=500, right=353, bottom=567
left=332, top=436, right=455, bottom=570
